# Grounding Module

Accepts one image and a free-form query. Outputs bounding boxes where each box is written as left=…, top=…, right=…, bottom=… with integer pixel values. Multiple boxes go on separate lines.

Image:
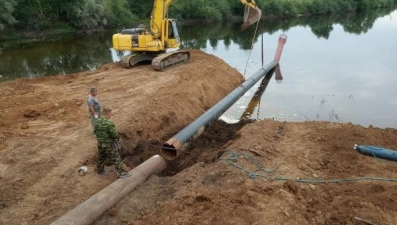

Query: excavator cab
left=165, top=19, right=180, bottom=48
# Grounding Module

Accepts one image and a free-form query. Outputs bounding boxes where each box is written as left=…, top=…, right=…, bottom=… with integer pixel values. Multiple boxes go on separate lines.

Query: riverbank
left=1, top=49, right=397, bottom=225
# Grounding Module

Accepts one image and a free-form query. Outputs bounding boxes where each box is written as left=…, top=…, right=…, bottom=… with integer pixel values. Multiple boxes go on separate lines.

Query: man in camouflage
left=94, top=107, right=130, bottom=178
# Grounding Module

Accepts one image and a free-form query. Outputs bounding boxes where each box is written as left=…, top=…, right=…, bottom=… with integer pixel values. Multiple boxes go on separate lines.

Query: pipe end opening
left=160, top=144, right=178, bottom=161
left=278, top=34, right=287, bottom=44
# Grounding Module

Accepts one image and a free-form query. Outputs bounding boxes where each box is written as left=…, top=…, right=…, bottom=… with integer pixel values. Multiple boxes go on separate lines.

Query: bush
left=71, top=0, right=106, bottom=29
left=104, top=0, right=137, bottom=27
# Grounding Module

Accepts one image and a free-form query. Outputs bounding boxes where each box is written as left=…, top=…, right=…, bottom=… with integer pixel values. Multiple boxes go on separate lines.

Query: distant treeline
left=1, top=0, right=396, bottom=33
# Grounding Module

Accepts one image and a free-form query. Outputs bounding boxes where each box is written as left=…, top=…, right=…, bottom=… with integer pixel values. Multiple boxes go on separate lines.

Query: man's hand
left=94, top=114, right=98, bottom=119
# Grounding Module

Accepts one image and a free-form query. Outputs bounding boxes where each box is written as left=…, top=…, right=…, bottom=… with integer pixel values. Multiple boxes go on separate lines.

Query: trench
left=122, top=119, right=254, bottom=176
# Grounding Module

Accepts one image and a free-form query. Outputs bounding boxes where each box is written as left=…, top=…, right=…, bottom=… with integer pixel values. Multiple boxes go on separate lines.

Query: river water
left=1, top=9, right=396, bottom=128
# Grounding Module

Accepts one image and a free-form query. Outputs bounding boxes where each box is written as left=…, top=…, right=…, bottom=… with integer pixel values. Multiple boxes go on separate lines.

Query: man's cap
left=90, top=87, right=98, bottom=92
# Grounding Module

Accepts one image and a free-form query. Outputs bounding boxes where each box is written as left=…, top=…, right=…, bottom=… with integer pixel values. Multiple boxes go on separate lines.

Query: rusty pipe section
left=50, top=155, right=167, bottom=225
left=274, top=34, right=287, bottom=62
left=161, top=34, right=287, bottom=161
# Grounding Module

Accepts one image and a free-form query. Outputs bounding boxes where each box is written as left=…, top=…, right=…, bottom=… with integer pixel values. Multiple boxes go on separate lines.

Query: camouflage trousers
left=96, top=142, right=124, bottom=174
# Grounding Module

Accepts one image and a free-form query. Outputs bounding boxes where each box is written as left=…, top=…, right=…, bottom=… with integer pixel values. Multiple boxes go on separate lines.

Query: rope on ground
left=221, top=151, right=279, bottom=179
left=220, top=151, right=397, bottom=183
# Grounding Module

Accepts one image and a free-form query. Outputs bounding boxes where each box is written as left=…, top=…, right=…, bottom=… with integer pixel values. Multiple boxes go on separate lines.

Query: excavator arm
left=150, top=0, right=175, bottom=36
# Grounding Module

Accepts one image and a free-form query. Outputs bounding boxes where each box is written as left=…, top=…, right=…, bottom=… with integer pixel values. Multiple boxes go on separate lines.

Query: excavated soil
left=1, top=49, right=397, bottom=225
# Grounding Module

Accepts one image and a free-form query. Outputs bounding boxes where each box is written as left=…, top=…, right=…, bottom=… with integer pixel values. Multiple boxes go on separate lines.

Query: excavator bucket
left=242, top=5, right=262, bottom=30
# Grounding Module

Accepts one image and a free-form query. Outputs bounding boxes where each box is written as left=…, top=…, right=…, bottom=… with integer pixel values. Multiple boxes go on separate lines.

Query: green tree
left=127, top=0, right=153, bottom=18
left=0, top=0, right=18, bottom=31
left=15, top=0, right=51, bottom=30
left=170, top=0, right=232, bottom=21
left=12, top=0, right=68, bottom=30
left=2, top=0, right=397, bottom=34
left=71, top=0, right=106, bottom=29
left=104, top=0, right=137, bottom=28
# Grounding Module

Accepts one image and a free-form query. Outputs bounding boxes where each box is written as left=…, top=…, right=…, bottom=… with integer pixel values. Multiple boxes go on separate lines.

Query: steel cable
left=220, top=151, right=397, bottom=184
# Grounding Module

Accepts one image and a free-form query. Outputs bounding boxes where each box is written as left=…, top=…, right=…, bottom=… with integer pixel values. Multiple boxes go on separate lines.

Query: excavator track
left=152, top=50, right=190, bottom=71
left=121, top=53, right=157, bottom=68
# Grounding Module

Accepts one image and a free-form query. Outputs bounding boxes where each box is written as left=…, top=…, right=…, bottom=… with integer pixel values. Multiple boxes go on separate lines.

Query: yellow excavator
left=112, top=0, right=262, bottom=71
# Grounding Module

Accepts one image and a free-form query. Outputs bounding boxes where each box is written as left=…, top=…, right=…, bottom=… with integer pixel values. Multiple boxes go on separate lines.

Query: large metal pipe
left=50, top=155, right=167, bottom=225
left=161, top=34, right=287, bottom=161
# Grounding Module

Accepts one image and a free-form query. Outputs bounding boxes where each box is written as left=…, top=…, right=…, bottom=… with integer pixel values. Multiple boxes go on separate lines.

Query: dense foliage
left=0, top=0, right=396, bottom=33
left=0, top=0, right=18, bottom=30
left=259, top=0, right=397, bottom=16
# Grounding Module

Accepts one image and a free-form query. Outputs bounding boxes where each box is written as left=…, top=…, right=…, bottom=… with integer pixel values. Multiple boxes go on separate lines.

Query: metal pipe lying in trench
left=50, top=155, right=167, bottom=225
left=161, top=34, right=288, bottom=161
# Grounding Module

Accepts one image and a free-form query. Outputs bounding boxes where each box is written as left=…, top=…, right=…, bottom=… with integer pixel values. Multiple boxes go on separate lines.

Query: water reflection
left=179, top=8, right=395, bottom=52
left=216, top=10, right=397, bottom=129
left=240, top=66, right=278, bottom=120
left=275, top=65, right=283, bottom=84
left=0, top=34, right=116, bottom=81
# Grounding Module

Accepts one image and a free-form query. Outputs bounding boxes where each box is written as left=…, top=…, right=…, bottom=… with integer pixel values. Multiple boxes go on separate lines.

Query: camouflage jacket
left=94, top=117, right=119, bottom=143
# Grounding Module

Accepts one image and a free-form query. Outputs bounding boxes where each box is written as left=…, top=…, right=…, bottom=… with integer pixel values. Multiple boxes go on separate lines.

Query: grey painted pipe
left=161, top=34, right=288, bottom=161
left=50, top=155, right=167, bottom=225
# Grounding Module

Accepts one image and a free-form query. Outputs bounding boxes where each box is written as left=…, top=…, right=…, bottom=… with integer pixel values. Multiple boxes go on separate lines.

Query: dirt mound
left=1, top=49, right=397, bottom=225
left=0, top=49, right=243, bottom=225
left=97, top=120, right=397, bottom=225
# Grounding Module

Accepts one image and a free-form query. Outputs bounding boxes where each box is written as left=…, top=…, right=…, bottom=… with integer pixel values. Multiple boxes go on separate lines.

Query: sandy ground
left=1, top=49, right=397, bottom=225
